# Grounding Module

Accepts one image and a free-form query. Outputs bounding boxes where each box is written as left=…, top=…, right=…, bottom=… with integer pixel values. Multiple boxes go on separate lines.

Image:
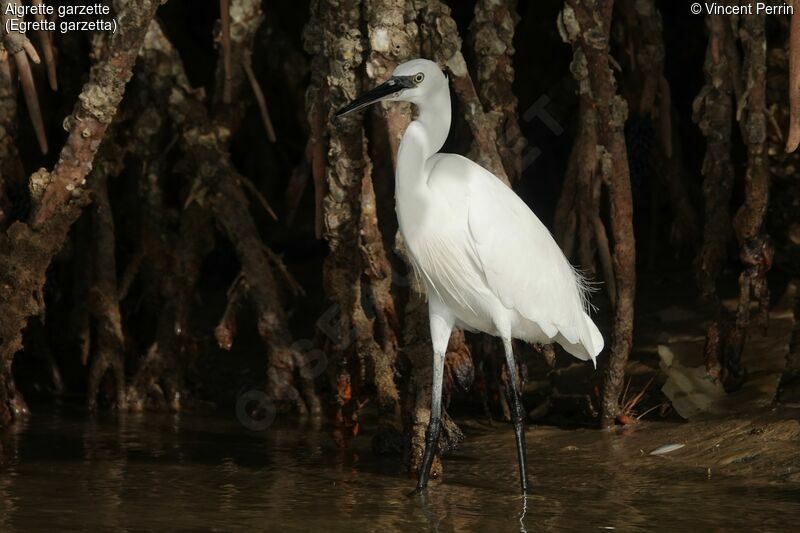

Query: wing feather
left=429, top=154, right=603, bottom=361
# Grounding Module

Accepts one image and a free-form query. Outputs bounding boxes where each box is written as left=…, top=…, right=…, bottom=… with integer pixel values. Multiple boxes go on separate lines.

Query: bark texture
left=85, top=172, right=126, bottom=411
left=560, top=0, right=636, bottom=427
left=692, top=15, right=737, bottom=378
left=420, top=0, right=509, bottom=184
left=0, top=0, right=787, bottom=464
left=470, top=0, right=524, bottom=182
left=725, top=13, right=772, bottom=390
left=0, top=0, right=48, bottom=154
left=787, top=8, right=800, bottom=152
left=140, top=21, right=319, bottom=413
left=0, top=0, right=160, bottom=426
left=0, top=46, right=22, bottom=228
left=616, top=0, right=697, bottom=256
left=304, top=0, right=372, bottom=428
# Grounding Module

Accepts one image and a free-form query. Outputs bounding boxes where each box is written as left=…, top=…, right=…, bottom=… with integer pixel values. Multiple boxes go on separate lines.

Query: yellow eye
left=413, top=73, right=424, bottom=84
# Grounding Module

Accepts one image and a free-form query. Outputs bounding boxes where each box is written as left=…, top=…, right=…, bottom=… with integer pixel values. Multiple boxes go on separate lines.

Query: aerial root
left=126, top=343, right=181, bottom=412
left=87, top=347, right=126, bottom=412
left=9, top=42, right=48, bottom=153
left=787, top=9, right=800, bottom=152
left=140, top=22, right=311, bottom=415
left=117, top=250, right=145, bottom=302
left=307, top=99, right=328, bottom=239
left=562, top=0, right=636, bottom=428
left=27, top=318, right=64, bottom=395
left=243, top=49, right=277, bottom=142
left=215, top=273, right=246, bottom=351
left=470, top=0, right=524, bottom=182
left=2, top=0, right=163, bottom=423
left=284, top=161, right=310, bottom=227
left=237, top=173, right=278, bottom=220
left=86, top=174, right=127, bottom=412
left=219, top=0, right=232, bottom=104
left=260, top=244, right=305, bottom=297
left=0, top=368, right=29, bottom=426
left=419, top=0, right=509, bottom=184
left=360, top=155, right=403, bottom=438
left=21, top=38, right=40, bottom=64
left=693, top=13, right=737, bottom=387
left=593, top=212, right=616, bottom=307
left=723, top=14, right=770, bottom=392
left=31, top=0, right=57, bottom=90
left=1, top=8, right=48, bottom=153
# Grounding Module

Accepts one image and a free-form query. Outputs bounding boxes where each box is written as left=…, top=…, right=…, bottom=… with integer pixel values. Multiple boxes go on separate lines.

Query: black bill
left=334, top=76, right=412, bottom=118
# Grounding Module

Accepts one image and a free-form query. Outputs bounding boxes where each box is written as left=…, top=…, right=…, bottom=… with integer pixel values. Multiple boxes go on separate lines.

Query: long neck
left=396, top=86, right=451, bottom=192
left=414, top=87, right=451, bottom=157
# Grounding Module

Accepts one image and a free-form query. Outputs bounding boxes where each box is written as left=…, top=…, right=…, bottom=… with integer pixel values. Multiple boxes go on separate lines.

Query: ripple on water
left=0, top=410, right=798, bottom=532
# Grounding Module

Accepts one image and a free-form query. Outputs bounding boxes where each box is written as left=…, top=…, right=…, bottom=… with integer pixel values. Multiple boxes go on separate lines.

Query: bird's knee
left=425, top=417, right=441, bottom=444
left=510, top=399, right=526, bottom=427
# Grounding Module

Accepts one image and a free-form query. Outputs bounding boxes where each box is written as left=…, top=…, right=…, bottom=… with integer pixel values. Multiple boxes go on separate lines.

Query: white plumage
left=407, top=151, right=603, bottom=363
left=336, top=58, right=603, bottom=494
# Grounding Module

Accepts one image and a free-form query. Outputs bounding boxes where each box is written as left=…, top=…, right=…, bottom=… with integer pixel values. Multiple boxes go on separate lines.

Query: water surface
left=1, top=407, right=798, bottom=531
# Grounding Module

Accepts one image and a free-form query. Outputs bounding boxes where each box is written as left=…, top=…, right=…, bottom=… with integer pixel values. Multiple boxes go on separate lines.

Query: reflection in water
left=0, top=408, right=799, bottom=531
left=0, top=417, right=25, bottom=533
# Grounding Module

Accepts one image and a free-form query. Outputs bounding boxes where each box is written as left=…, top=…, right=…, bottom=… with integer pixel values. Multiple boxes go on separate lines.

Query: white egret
left=336, top=59, right=603, bottom=494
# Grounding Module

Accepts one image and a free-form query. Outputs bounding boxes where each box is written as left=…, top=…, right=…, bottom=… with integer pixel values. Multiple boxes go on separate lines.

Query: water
left=1, top=407, right=799, bottom=532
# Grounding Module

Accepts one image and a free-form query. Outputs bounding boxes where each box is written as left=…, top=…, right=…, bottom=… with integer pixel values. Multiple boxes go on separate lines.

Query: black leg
left=508, top=381, right=530, bottom=493
left=411, top=417, right=441, bottom=494
left=409, top=308, right=451, bottom=496
left=503, top=338, right=530, bottom=494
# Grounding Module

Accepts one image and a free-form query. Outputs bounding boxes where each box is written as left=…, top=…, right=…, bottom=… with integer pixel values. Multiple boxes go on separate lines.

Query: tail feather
left=554, top=312, right=604, bottom=367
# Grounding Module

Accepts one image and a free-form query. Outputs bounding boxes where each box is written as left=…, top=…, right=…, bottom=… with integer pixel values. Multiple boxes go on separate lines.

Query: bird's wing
left=429, top=154, right=603, bottom=361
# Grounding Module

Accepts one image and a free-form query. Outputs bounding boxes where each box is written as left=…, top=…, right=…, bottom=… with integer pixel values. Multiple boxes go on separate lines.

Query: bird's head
left=334, top=58, right=447, bottom=118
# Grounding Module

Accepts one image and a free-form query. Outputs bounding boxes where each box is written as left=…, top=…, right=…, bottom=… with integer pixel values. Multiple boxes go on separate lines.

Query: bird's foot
left=407, top=486, right=427, bottom=497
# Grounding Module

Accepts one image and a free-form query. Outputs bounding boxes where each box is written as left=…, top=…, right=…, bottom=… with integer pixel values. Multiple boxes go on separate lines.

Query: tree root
left=0, top=0, right=159, bottom=426
left=139, top=22, right=317, bottom=414
left=561, top=0, right=636, bottom=428
left=0, top=4, right=48, bottom=154
left=421, top=0, right=509, bottom=184
left=0, top=46, right=22, bottom=229
left=471, top=0, right=525, bottom=182
left=723, top=13, right=771, bottom=391
left=693, top=15, right=738, bottom=377
left=86, top=174, right=126, bottom=412
left=30, top=0, right=56, bottom=91
left=786, top=9, right=800, bottom=152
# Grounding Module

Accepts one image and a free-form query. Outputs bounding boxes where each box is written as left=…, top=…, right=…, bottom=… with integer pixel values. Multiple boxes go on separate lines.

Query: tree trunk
left=420, top=0, right=509, bottom=184
left=560, top=0, right=636, bottom=428
left=471, top=0, right=525, bottom=182
left=0, top=0, right=160, bottom=426
left=139, top=22, right=315, bottom=414
left=725, top=12, right=771, bottom=391
left=304, top=0, right=372, bottom=431
left=86, top=173, right=127, bottom=411
left=693, top=14, right=737, bottom=378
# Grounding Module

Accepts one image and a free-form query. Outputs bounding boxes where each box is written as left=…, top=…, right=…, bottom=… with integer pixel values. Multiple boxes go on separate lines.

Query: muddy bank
left=514, top=407, right=800, bottom=488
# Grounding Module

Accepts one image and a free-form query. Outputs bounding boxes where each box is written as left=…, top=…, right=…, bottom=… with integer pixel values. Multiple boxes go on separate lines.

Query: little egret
left=336, top=59, right=603, bottom=494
